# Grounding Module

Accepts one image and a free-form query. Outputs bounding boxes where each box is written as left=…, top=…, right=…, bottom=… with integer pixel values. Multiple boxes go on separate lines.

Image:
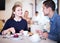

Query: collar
left=49, top=12, right=58, bottom=22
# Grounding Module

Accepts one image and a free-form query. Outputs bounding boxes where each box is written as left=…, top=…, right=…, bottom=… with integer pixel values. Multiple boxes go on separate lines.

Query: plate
left=10, top=36, right=23, bottom=40
left=2, top=34, right=23, bottom=40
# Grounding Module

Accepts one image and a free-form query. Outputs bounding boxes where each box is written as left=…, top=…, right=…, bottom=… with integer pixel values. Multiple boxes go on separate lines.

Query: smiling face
left=24, top=11, right=29, bottom=16
left=13, top=6, right=22, bottom=17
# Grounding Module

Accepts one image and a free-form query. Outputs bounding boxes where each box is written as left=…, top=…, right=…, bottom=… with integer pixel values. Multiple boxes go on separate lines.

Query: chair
left=0, top=20, right=4, bottom=32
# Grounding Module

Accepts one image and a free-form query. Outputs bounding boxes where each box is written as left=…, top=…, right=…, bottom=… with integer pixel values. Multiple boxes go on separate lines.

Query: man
left=32, top=11, right=39, bottom=24
left=41, top=0, right=60, bottom=43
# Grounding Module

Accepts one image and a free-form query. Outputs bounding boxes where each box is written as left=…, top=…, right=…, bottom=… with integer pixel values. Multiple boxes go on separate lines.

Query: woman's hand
left=2, top=29, right=10, bottom=35
left=2, top=27, right=15, bottom=35
left=9, top=27, right=15, bottom=34
left=19, top=30, right=24, bottom=33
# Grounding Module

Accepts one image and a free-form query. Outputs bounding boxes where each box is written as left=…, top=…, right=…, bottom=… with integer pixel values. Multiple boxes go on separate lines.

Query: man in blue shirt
left=42, top=0, right=60, bottom=43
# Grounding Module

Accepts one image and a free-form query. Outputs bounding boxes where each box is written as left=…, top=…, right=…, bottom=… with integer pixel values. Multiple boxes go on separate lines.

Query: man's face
left=42, top=4, right=50, bottom=16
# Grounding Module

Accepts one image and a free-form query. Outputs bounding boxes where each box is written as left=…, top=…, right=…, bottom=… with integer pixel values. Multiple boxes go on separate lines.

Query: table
left=0, top=35, right=57, bottom=43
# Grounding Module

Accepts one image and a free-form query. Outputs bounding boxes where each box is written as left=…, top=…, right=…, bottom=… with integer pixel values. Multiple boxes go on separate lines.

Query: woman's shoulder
left=6, top=19, right=14, bottom=23
left=22, top=18, right=27, bottom=22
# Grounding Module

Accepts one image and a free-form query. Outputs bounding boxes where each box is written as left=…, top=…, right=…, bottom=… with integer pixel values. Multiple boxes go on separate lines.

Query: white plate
left=9, top=36, right=23, bottom=40
left=2, top=34, right=23, bottom=40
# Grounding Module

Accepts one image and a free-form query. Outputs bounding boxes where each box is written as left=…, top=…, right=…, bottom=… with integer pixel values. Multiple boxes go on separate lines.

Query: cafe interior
left=0, top=0, right=60, bottom=43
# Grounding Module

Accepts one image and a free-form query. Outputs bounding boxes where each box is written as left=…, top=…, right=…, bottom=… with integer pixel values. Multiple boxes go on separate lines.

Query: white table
left=0, top=35, right=57, bottom=43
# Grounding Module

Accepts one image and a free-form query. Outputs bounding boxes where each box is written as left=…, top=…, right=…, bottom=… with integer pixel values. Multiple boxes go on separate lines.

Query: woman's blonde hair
left=10, top=2, right=22, bottom=19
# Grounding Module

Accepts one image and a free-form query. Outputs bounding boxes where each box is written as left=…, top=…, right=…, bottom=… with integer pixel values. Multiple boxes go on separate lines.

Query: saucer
left=10, top=36, right=23, bottom=40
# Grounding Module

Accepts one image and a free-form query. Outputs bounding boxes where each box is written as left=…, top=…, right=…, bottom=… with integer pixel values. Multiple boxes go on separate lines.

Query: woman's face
left=25, top=11, right=29, bottom=16
left=14, top=7, right=22, bottom=17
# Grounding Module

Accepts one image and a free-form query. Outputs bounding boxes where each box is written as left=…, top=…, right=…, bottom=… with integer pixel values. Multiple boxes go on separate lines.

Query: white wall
left=22, top=0, right=35, bottom=18
left=0, top=11, right=5, bottom=19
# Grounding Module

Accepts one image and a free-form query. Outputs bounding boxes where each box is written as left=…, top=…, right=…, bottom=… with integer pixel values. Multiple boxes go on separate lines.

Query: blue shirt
left=2, top=18, right=28, bottom=33
left=48, top=12, right=60, bottom=41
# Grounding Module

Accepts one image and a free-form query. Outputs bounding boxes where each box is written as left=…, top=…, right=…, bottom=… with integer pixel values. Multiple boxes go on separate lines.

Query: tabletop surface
left=0, top=34, right=57, bottom=43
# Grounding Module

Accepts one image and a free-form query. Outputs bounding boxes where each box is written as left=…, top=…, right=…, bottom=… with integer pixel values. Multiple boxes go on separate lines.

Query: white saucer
left=9, top=36, right=23, bottom=40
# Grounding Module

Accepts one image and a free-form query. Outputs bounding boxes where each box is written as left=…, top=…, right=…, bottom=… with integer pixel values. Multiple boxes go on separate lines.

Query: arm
left=1, top=19, right=10, bottom=32
left=1, top=19, right=15, bottom=34
left=56, top=16, right=60, bottom=41
left=48, top=20, right=58, bottom=41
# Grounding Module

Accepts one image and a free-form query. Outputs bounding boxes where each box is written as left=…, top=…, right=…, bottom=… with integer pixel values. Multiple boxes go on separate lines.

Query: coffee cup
left=23, top=31, right=28, bottom=36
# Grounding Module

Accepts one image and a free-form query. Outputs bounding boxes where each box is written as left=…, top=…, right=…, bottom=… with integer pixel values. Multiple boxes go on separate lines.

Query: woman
left=24, top=11, right=30, bottom=23
left=23, top=11, right=32, bottom=32
left=2, top=4, right=28, bottom=35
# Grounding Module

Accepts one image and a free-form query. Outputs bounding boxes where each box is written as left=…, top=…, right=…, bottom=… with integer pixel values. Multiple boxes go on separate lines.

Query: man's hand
left=36, top=30, right=43, bottom=35
left=43, top=32, right=48, bottom=38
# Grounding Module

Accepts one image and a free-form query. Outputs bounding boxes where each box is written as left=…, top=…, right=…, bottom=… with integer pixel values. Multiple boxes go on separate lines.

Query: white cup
left=23, top=31, right=28, bottom=36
